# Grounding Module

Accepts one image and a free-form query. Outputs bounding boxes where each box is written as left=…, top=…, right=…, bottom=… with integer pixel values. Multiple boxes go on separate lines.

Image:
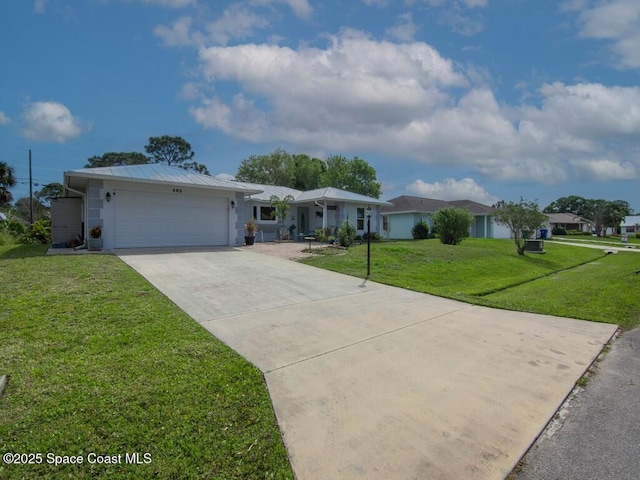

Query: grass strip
left=302, top=238, right=640, bottom=329
left=0, top=245, right=293, bottom=480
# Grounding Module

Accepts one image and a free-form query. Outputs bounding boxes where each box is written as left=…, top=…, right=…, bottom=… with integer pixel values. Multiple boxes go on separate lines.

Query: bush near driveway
left=0, top=245, right=293, bottom=480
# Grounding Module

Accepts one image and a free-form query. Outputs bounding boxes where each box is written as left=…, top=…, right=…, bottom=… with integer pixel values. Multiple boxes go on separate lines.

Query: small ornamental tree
left=432, top=207, right=474, bottom=245
left=337, top=219, right=357, bottom=247
left=494, top=198, right=549, bottom=255
left=270, top=194, right=294, bottom=240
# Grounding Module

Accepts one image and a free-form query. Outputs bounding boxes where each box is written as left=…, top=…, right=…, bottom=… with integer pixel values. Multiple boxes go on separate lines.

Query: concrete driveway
left=117, top=247, right=617, bottom=480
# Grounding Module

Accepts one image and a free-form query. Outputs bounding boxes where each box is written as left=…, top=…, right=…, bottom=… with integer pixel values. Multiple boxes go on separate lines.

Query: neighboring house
left=232, top=180, right=392, bottom=242
left=381, top=195, right=510, bottom=239
left=54, top=164, right=390, bottom=250
left=621, top=215, right=640, bottom=235
left=545, top=213, right=593, bottom=235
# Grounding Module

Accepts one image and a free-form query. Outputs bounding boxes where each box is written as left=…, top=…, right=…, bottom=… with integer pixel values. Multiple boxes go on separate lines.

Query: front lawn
left=0, top=246, right=293, bottom=479
left=302, top=239, right=640, bottom=329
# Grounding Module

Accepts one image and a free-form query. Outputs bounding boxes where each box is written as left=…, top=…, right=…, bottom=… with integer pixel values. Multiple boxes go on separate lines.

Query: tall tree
left=543, top=195, right=592, bottom=218
left=14, top=196, right=49, bottom=222
left=145, top=135, right=195, bottom=166
left=35, top=182, right=64, bottom=205
left=544, top=196, right=632, bottom=236
left=236, top=149, right=295, bottom=186
left=494, top=198, right=549, bottom=255
left=292, top=154, right=325, bottom=190
left=85, top=152, right=149, bottom=168
left=320, top=155, right=382, bottom=198
left=0, top=161, right=17, bottom=206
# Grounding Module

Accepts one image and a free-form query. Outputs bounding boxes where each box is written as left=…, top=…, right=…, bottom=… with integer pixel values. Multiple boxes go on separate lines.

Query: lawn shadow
left=0, top=245, right=49, bottom=259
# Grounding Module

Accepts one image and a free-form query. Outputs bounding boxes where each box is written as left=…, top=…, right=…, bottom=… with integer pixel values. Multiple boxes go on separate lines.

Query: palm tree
left=0, top=161, right=17, bottom=206
left=270, top=194, right=294, bottom=240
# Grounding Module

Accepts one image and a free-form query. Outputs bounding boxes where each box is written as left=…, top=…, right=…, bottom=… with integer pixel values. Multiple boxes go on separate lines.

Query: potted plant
left=244, top=218, right=257, bottom=246
left=88, top=225, right=103, bottom=251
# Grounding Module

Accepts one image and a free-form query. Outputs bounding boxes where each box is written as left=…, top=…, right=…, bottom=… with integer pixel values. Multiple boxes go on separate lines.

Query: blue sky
left=1, top=0, right=639, bottom=210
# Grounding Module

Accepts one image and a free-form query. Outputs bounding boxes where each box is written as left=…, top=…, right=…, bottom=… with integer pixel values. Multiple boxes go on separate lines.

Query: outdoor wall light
left=230, top=200, right=236, bottom=208
left=105, top=192, right=111, bottom=202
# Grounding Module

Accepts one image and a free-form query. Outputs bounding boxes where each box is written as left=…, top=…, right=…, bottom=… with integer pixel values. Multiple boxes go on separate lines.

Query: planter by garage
left=245, top=236, right=255, bottom=246
left=88, top=237, right=103, bottom=251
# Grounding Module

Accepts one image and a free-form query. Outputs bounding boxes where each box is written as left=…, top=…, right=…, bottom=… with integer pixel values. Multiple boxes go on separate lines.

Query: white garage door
left=114, top=190, right=228, bottom=248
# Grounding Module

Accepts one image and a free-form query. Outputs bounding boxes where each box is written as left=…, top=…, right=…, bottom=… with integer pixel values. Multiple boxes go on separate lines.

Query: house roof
left=546, top=213, right=591, bottom=224
left=64, top=164, right=262, bottom=193
left=293, top=187, right=392, bottom=205
left=621, top=215, right=640, bottom=227
left=229, top=181, right=302, bottom=202
left=228, top=180, right=392, bottom=205
left=382, top=195, right=494, bottom=215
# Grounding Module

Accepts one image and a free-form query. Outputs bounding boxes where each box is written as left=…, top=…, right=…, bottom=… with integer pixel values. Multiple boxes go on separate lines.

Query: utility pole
left=29, top=149, right=33, bottom=224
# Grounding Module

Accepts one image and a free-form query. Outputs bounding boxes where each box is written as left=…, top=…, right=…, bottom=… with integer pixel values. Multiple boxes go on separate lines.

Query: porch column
left=322, top=202, right=328, bottom=229
left=484, top=215, right=488, bottom=238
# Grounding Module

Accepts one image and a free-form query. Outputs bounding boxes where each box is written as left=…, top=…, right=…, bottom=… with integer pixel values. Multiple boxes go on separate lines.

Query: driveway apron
left=117, top=247, right=617, bottom=480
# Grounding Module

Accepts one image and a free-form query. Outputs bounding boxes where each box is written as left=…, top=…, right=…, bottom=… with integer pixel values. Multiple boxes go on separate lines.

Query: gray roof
left=293, top=187, right=392, bottom=205
left=382, top=195, right=495, bottom=215
left=65, top=164, right=261, bottom=193
left=621, top=215, right=640, bottom=227
left=230, top=181, right=302, bottom=202
left=546, top=213, right=591, bottom=224
left=231, top=181, right=391, bottom=205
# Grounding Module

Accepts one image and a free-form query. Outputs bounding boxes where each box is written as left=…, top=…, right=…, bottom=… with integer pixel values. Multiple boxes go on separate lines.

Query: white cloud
left=21, top=101, right=87, bottom=143
left=406, top=178, right=498, bottom=204
left=386, top=13, right=418, bottom=42
left=139, top=0, right=195, bottom=8
left=205, top=5, right=270, bottom=45
left=251, top=0, right=313, bottom=19
left=154, top=16, right=194, bottom=46
left=573, top=0, right=640, bottom=68
left=184, top=26, right=640, bottom=185
left=0, top=112, right=9, bottom=125
left=33, top=0, right=48, bottom=14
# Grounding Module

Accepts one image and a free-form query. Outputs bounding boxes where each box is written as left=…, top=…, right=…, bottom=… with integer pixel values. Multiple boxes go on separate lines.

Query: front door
left=297, top=207, right=309, bottom=236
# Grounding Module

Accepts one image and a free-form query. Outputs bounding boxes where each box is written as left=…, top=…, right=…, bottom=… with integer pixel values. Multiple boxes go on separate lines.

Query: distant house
left=621, top=215, right=640, bottom=235
left=380, top=195, right=510, bottom=240
left=545, top=213, right=593, bottom=234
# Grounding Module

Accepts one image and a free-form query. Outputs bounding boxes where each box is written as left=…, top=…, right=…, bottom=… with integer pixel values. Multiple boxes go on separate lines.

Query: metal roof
left=65, top=164, right=262, bottom=193
left=230, top=181, right=302, bottom=202
left=293, top=187, right=392, bottom=205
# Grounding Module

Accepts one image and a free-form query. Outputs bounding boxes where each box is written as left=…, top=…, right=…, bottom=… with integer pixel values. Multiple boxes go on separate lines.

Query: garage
left=114, top=189, right=229, bottom=248
left=61, top=164, right=262, bottom=250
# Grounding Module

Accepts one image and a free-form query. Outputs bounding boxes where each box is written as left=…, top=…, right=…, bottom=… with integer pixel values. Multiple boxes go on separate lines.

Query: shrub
left=337, top=219, right=357, bottom=247
left=636, top=233, right=640, bottom=239
left=432, top=207, right=474, bottom=245
left=362, top=231, right=381, bottom=241
left=21, top=219, right=51, bottom=245
left=0, top=219, right=27, bottom=237
left=552, top=226, right=567, bottom=236
left=0, top=230, right=17, bottom=246
left=411, top=221, right=430, bottom=239
left=315, top=228, right=327, bottom=242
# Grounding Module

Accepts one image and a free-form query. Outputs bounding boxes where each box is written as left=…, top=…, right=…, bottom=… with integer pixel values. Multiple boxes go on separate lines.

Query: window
left=253, top=205, right=276, bottom=222
left=357, top=208, right=364, bottom=230
left=382, top=215, right=389, bottom=232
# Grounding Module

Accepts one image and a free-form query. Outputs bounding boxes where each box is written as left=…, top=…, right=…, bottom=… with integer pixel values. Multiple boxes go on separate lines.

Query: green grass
left=303, top=239, right=640, bottom=329
left=0, top=245, right=293, bottom=480
left=551, top=235, right=640, bottom=246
